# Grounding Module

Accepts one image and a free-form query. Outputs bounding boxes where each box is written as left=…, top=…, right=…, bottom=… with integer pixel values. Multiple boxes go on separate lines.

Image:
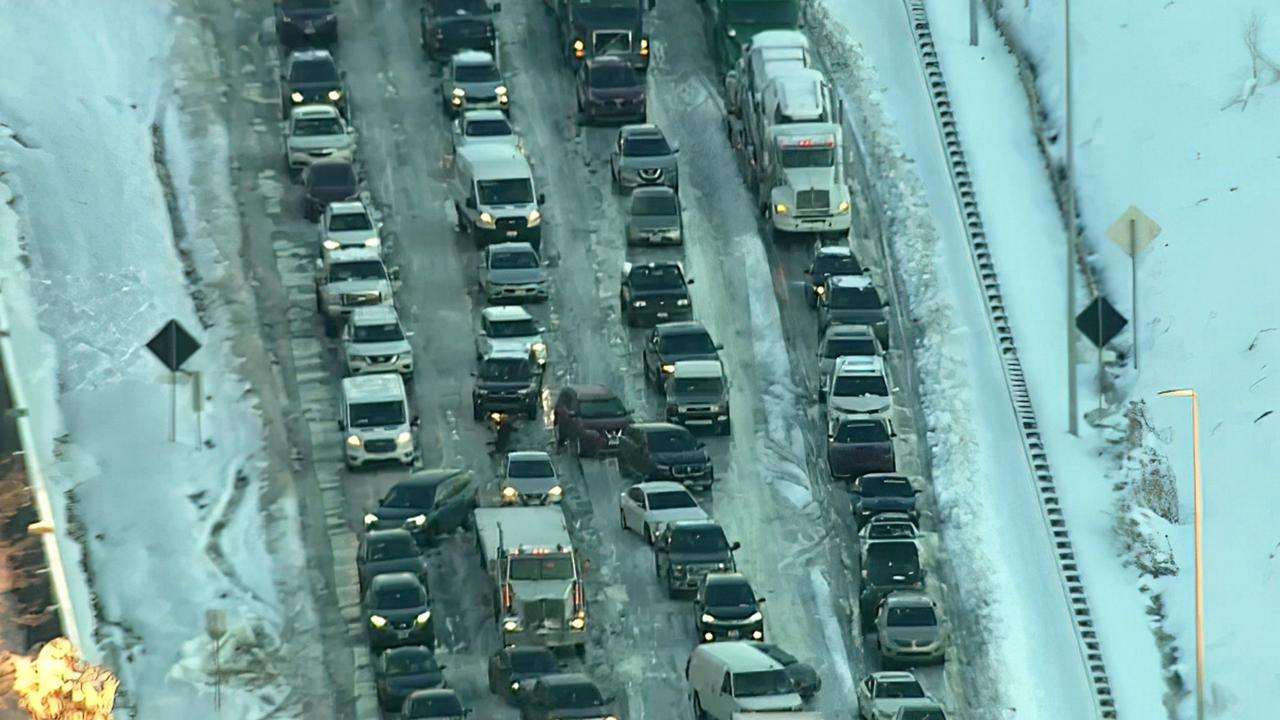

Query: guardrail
left=899, top=1, right=1117, bottom=717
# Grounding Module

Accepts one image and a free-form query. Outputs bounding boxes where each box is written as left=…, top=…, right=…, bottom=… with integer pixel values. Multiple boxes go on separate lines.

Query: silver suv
left=610, top=124, right=679, bottom=191
left=314, top=248, right=400, bottom=336
left=342, top=306, right=414, bottom=377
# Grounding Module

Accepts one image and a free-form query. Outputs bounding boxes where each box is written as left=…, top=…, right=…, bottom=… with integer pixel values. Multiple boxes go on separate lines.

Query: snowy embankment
left=985, top=2, right=1280, bottom=717
left=0, top=2, right=329, bottom=717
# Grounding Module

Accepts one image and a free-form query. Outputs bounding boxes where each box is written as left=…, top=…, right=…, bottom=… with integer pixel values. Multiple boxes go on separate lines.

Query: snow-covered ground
left=0, top=2, right=334, bottom=717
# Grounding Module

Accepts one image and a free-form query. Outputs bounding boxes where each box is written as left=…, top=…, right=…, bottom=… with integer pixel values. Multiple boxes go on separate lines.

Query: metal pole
left=1096, top=294, right=1103, bottom=409
left=170, top=370, right=177, bottom=443
left=1130, top=218, right=1139, bottom=369
left=970, top=0, right=979, bottom=46
left=1191, top=390, right=1205, bottom=720
left=1065, top=0, right=1079, bottom=435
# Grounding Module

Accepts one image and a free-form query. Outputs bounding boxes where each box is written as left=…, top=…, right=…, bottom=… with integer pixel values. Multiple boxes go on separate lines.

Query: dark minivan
left=828, top=416, right=896, bottom=481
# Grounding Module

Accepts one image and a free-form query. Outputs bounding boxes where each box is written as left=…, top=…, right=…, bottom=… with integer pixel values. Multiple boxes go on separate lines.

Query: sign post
left=1076, top=296, right=1128, bottom=408
left=205, top=609, right=227, bottom=712
left=145, top=320, right=202, bottom=442
left=1106, top=206, right=1161, bottom=369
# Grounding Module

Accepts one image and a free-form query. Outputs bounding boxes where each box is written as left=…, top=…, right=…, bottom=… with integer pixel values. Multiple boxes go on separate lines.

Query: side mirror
left=477, top=331, right=488, bottom=337
left=537, top=326, right=547, bottom=333
left=465, top=197, right=477, bottom=209
left=730, top=541, right=742, bottom=552
left=377, top=221, right=385, bottom=230
left=696, top=441, right=705, bottom=449
left=411, top=416, right=421, bottom=428
left=438, top=664, right=448, bottom=671
left=537, top=192, right=547, bottom=204
left=337, top=420, right=346, bottom=430
left=388, top=267, right=401, bottom=281
left=404, top=330, right=415, bottom=337
left=492, top=2, right=502, bottom=11
left=757, top=597, right=767, bottom=604
left=685, top=278, right=695, bottom=285
left=714, top=343, right=724, bottom=350
left=882, top=302, right=890, bottom=309
left=671, top=144, right=680, bottom=154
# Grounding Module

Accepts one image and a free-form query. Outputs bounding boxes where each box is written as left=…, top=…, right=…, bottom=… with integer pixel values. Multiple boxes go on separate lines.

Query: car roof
left=825, top=324, right=876, bottom=340
left=829, top=274, right=874, bottom=290
left=633, top=480, right=691, bottom=494
left=620, top=123, right=665, bottom=139
left=291, top=104, right=342, bottom=120
left=654, top=321, right=707, bottom=336
left=364, top=528, right=416, bottom=544
left=872, top=670, right=922, bottom=683
left=462, top=109, right=509, bottom=123
left=586, top=55, right=631, bottom=68
left=834, top=355, right=885, bottom=376
left=457, top=144, right=530, bottom=177
left=287, top=48, right=335, bottom=64
left=327, top=200, right=368, bottom=214
left=632, top=421, right=689, bottom=435
left=570, top=384, right=619, bottom=400
left=369, top=572, right=422, bottom=591
left=452, top=49, right=496, bottom=65
left=883, top=590, right=935, bottom=608
left=327, top=247, right=383, bottom=262
left=631, top=185, right=678, bottom=200
left=748, top=29, right=810, bottom=50
left=703, top=571, right=751, bottom=587
left=507, top=450, right=551, bottom=463
left=816, top=244, right=854, bottom=257
left=668, top=519, right=723, bottom=532
left=539, top=672, right=596, bottom=687
left=342, top=373, right=406, bottom=402
left=670, top=360, right=723, bottom=378
left=696, top=641, right=785, bottom=671
left=488, top=241, right=537, bottom=254
left=351, top=306, right=400, bottom=325
left=481, top=305, right=535, bottom=322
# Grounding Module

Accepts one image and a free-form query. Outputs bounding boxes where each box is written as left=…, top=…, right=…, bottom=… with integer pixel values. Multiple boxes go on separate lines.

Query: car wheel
left=693, top=693, right=707, bottom=720
left=527, top=401, right=538, bottom=420
left=473, top=405, right=483, bottom=421
left=643, top=523, right=654, bottom=545
left=573, top=436, right=582, bottom=457
left=323, top=315, right=337, bottom=338
left=619, top=509, right=628, bottom=530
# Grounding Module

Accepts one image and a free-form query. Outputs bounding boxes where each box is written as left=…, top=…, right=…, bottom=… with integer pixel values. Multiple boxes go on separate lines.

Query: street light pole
left=1065, top=0, right=1079, bottom=435
left=1159, top=388, right=1205, bottom=720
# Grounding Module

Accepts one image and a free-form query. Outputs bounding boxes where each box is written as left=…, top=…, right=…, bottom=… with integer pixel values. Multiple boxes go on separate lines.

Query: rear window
left=828, top=284, right=881, bottom=309
left=822, top=337, right=877, bottom=358
left=832, top=375, right=888, bottom=397
left=833, top=421, right=888, bottom=444
left=509, top=650, right=558, bottom=674
left=466, top=119, right=513, bottom=137
left=368, top=536, right=417, bottom=561
left=386, top=650, right=439, bottom=675
left=860, top=477, right=913, bottom=497
left=631, top=193, right=679, bottom=216
left=308, top=162, right=356, bottom=187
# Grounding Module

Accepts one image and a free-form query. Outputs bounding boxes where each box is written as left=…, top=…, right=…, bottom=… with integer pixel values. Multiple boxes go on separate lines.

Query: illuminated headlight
left=452, top=87, right=466, bottom=97
left=530, top=342, right=547, bottom=364
left=747, top=611, right=763, bottom=623
left=452, top=96, right=464, bottom=107
left=703, top=632, right=715, bottom=641
left=408, top=514, right=427, bottom=527
left=495, top=85, right=508, bottom=97
left=700, top=613, right=716, bottom=624
left=502, top=619, right=521, bottom=632
left=369, top=615, right=388, bottom=629
left=661, top=364, right=675, bottom=374
left=346, top=434, right=362, bottom=448
left=716, top=562, right=728, bottom=570
left=327, top=89, right=342, bottom=101
left=323, top=239, right=341, bottom=250
left=527, top=209, right=542, bottom=226
left=547, top=485, right=563, bottom=499
left=774, top=203, right=789, bottom=215
left=478, top=212, right=496, bottom=228
left=815, top=284, right=826, bottom=296
left=499, top=94, right=510, bottom=105
left=501, top=486, right=519, bottom=502
left=396, top=431, right=413, bottom=446
left=727, top=28, right=737, bottom=38
left=364, top=237, right=381, bottom=248
left=632, top=300, right=647, bottom=307
left=640, top=38, right=650, bottom=56
left=415, top=611, right=431, bottom=626
left=511, top=681, right=521, bottom=692
left=569, top=616, right=586, bottom=630
left=290, top=91, right=304, bottom=103
left=676, top=298, right=689, bottom=306
left=751, top=629, right=764, bottom=640
left=362, top=513, right=378, bottom=527
left=837, top=200, right=851, bottom=214
left=572, top=39, right=585, bottom=58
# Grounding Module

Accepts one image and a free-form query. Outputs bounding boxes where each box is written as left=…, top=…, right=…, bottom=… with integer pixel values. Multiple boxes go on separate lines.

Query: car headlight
left=502, top=486, right=519, bottom=501
left=569, top=616, right=586, bottom=630
left=478, top=211, right=496, bottom=228
left=415, top=611, right=431, bottom=626
left=290, top=91, right=304, bottom=103
left=700, top=613, right=716, bottom=624
left=548, top=485, right=563, bottom=498
left=837, top=200, right=851, bottom=214
left=815, top=284, right=826, bottom=296
left=530, top=341, right=547, bottom=363
left=661, top=363, right=675, bottom=374
left=396, top=431, right=413, bottom=446
left=640, top=38, right=650, bottom=56
left=502, top=619, right=520, bottom=632
left=527, top=209, right=541, bottom=226
left=632, top=300, right=647, bottom=307
left=605, top=715, right=619, bottom=720
left=362, top=512, right=378, bottom=527
left=495, top=85, right=508, bottom=96
left=511, top=681, right=521, bottom=692
left=747, top=611, right=763, bottom=623
left=654, top=463, right=671, bottom=473
left=328, top=89, right=342, bottom=101
left=364, top=237, right=380, bottom=248
left=369, top=615, right=388, bottom=628
left=676, top=298, right=690, bottom=306
left=716, top=562, right=728, bottom=570
left=323, top=239, right=340, bottom=250
left=452, top=87, right=466, bottom=97
left=408, top=514, right=427, bottom=527
left=774, top=202, right=789, bottom=215
left=346, top=434, right=362, bottom=448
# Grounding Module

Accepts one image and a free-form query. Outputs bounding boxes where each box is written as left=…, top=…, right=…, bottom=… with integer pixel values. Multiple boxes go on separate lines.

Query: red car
left=553, top=385, right=632, bottom=457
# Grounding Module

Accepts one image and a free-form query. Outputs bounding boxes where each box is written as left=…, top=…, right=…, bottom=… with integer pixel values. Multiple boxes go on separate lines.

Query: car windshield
left=661, top=332, right=716, bottom=356
left=508, top=458, right=554, bottom=478
left=623, top=136, right=671, bottom=157
left=577, top=397, right=626, bottom=419
left=353, top=323, right=403, bottom=343
left=477, top=178, right=534, bottom=205
left=309, top=163, right=357, bottom=188
left=374, top=586, right=424, bottom=610
left=329, top=211, right=372, bottom=231
left=628, top=266, right=685, bottom=290
left=861, top=477, right=913, bottom=497
left=507, top=556, right=575, bottom=580
left=385, top=484, right=436, bottom=509
left=386, top=651, right=439, bottom=675
left=832, top=375, right=888, bottom=397
left=467, top=119, right=513, bottom=137
left=455, top=63, right=501, bottom=83
left=888, top=606, right=937, bottom=627
left=834, top=421, right=889, bottom=444
left=779, top=146, right=835, bottom=168
left=281, top=0, right=331, bottom=12
left=509, top=650, right=559, bottom=673
left=289, top=60, right=339, bottom=84
left=329, top=260, right=387, bottom=282
left=899, top=710, right=947, bottom=720
left=429, top=0, right=489, bottom=15
left=646, top=490, right=696, bottom=510
left=294, top=117, right=344, bottom=135
left=828, top=285, right=882, bottom=309
left=631, top=193, right=679, bottom=216
left=672, top=377, right=723, bottom=395
left=479, top=357, right=532, bottom=381
left=489, top=318, right=539, bottom=337
left=866, top=544, right=921, bottom=577
left=823, top=337, right=877, bottom=358
left=547, top=682, right=604, bottom=707
left=369, top=536, right=417, bottom=561
left=590, top=63, right=640, bottom=89
left=876, top=680, right=927, bottom=699
left=406, top=695, right=462, bottom=716
left=814, top=253, right=859, bottom=276
left=727, top=1, right=799, bottom=25
left=349, top=400, right=405, bottom=427
left=732, top=669, right=793, bottom=697
left=490, top=249, right=539, bottom=269
left=705, top=581, right=755, bottom=607
left=647, top=429, right=697, bottom=453
left=669, top=528, right=728, bottom=553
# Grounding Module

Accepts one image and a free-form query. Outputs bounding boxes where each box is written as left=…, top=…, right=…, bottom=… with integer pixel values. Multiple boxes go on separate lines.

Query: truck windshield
left=329, top=261, right=387, bottom=282
left=349, top=400, right=406, bottom=427
left=466, top=119, right=513, bottom=137
left=672, top=377, right=723, bottom=396
left=732, top=669, right=793, bottom=697
left=594, top=30, right=633, bottom=55
left=508, top=555, right=575, bottom=580
left=727, top=2, right=800, bottom=26
left=477, top=178, right=534, bottom=205
left=779, top=146, right=835, bottom=168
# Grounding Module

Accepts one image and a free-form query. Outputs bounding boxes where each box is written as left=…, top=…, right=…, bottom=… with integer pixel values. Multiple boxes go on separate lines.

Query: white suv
left=286, top=104, right=355, bottom=173
left=826, top=355, right=894, bottom=433
left=320, top=201, right=381, bottom=258
left=342, top=306, right=413, bottom=377
left=340, top=374, right=417, bottom=469
left=475, top=306, right=547, bottom=366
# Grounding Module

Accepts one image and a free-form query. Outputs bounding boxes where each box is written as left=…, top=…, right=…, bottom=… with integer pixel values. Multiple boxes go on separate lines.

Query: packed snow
left=0, top=1, right=330, bottom=717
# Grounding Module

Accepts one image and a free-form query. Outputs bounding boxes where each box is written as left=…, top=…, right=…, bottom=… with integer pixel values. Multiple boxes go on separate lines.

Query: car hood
left=509, top=475, right=559, bottom=495
left=621, top=155, right=677, bottom=172
left=309, top=183, right=358, bottom=201
left=668, top=550, right=733, bottom=566
left=486, top=267, right=546, bottom=285
left=458, top=134, right=519, bottom=150
left=735, top=693, right=804, bottom=712
left=372, top=505, right=429, bottom=524
left=647, top=507, right=709, bottom=526
left=829, top=395, right=890, bottom=415
left=349, top=339, right=411, bottom=357
left=326, top=279, right=390, bottom=295
left=660, top=349, right=719, bottom=365
left=703, top=603, right=759, bottom=621
left=634, top=287, right=688, bottom=301
left=325, top=228, right=378, bottom=246
left=650, top=448, right=711, bottom=466
left=884, top=626, right=942, bottom=645
left=487, top=336, right=541, bottom=355
left=364, top=557, right=425, bottom=579
left=780, top=167, right=837, bottom=191
left=668, top=391, right=724, bottom=406
left=280, top=8, right=333, bottom=21
left=510, top=580, right=573, bottom=601
left=289, top=133, right=352, bottom=150
left=289, top=80, right=343, bottom=95
left=477, top=380, right=535, bottom=393
left=588, top=87, right=644, bottom=101
left=456, top=80, right=503, bottom=96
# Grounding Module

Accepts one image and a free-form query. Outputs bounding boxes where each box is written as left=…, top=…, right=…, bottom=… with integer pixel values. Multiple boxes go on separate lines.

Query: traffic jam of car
left=270, top=0, right=952, bottom=717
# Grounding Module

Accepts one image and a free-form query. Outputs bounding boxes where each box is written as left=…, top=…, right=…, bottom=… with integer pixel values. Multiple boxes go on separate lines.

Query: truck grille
left=672, top=465, right=706, bottom=477
left=364, top=439, right=396, bottom=454
left=342, top=291, right=381, bottom=305
left=638, top=167, right=663, bottom=182
left=367, top=355, right=397, bottom=365
left=796, top=189, right=830, bottom=213
left=496, top=216, right=525, bottom=232
left=523, top=599, right=565, bottom=628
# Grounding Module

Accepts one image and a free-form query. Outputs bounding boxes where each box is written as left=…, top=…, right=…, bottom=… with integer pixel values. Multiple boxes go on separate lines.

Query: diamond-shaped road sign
left=146, top=319, right=201, bottom=372
left=1076, top=296, right=1128, bottom=349
left=1107, top=205, right=1161, bottom=256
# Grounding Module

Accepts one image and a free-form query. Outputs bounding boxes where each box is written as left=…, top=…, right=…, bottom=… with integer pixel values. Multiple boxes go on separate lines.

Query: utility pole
left=970, top=0, right=979, bottom=46
left=1064, top=0, right=1079, bottom=435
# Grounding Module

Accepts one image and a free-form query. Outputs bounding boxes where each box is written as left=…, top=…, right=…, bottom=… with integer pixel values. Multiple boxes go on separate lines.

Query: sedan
left=479, top=242, right=549, bottom=304
left=303, top=159, right=359, bottom=221
left=285, top=104, right=355, bottom=174
left=365, top=572, right=434, bottom=651
left=805, top=241, right=865, bottom=307
left=626, top=186, right=683, bottom=246
left=487, top=646, right=560, bottom=705
left=856, top=671, right=933, bottom=720
left=875, top=591, right=947, bottom=668
left=501, top=451, right=563, bottom=505
left=358, top=528, right=429, bottom=592
left=401, top=688, right=465, bottom=719
left=619, top=481, right=708, bottom=544
left=517, top=673, right=616, bottom=720
left=375, top=646, right=446, bottom=712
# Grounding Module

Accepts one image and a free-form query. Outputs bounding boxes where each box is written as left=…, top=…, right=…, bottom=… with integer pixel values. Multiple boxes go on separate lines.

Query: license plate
left=607, top=437, right=620, bottom=446
left=656, top=312, right=669, bottom=318
left=728, top=629, right=740, bottom=639
left=304, top=26, right=316, bottom=34
left=396, top=630, right=410, bottom=639
left=505, top=230, right=519, bottom=237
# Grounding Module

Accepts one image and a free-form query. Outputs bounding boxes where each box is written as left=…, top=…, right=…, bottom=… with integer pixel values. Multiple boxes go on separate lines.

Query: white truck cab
left=451, top=144, right=545, bottom=248
left=314, top=247, right=399, bottom=336
left=339, top=373, right=417, bottom=469
left=664, top=360, right=730, bottom=434
left=686, top=641, right=805, bottom=720
left=765, top=124, right=852, bottom=238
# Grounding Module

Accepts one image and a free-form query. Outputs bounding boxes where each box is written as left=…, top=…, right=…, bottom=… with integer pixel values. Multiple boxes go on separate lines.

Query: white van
left=339, top=374, right=417, bottom=470
left=451, top=144, right=545, bottom=251
left=686, top=641, right=805, bottom=720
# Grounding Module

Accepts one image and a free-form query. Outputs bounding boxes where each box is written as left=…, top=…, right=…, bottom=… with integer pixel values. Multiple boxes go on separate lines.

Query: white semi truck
left=473, top=505, right=588, bottom=654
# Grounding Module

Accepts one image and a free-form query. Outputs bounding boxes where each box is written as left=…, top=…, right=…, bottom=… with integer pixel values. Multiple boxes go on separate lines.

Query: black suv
left=618, top=422, right=714, bottom=490
left=828, top=416, right=896, bottom=481
left=303, top=159, right=359, bottom=221
left=487, top=646, right=559, bottom=704
left=694, top=572, right=765, bottom=643
left=620, top=261, right=693, bottom=326
left=472, top=351, right=542, bottom=420
left=280, top=49, right=348, bottom=119
left=420, top=0, right=500, bottom=61
left=653, top=520, right=740, bottom=598
left=643, top=322, right=721, bottom=386
left=364, top=572, right=435, bottom=651
left=517, top=673, right=615, bottom=720
left=358, top=528, right=430, bottom=592
left=851, top=473, right=919, bottom=528
left=859, top=540, right=925, bottom=631
left=363, top=469, right=478, bottom=545
left=275, top=0, right=337, bottom=48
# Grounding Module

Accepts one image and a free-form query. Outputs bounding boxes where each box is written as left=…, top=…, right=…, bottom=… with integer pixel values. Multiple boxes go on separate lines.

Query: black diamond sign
left=1075, top=296, right=1128, bottom=349
left=146, top=319, right=201, bottom=372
